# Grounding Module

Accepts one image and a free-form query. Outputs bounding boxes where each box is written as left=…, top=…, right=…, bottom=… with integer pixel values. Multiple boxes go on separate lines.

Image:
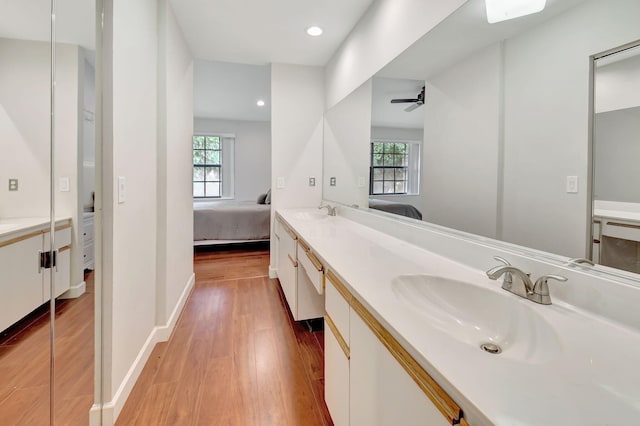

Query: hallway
left=117, top=245, right=332, bottom=425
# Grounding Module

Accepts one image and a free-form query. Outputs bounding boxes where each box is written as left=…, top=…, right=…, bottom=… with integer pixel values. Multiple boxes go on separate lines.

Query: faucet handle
left=568, top=257, right=595, bottom=266
left=493, top=256, right=511, bottom=266
left=492, top=256, right=513, bottom=288
left=531, top=274, right=567, bottom=305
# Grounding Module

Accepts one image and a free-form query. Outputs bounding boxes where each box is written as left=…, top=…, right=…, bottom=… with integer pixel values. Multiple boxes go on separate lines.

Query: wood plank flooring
left=117, top=244, right=332, bottom=426
left=0, top=272, right=95, bottom=426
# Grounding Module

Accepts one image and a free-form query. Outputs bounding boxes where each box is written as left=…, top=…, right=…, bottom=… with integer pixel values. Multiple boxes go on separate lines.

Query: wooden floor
left=0, top=272, right=95, bottom=426
left=118, top=245, right=332, bottom=426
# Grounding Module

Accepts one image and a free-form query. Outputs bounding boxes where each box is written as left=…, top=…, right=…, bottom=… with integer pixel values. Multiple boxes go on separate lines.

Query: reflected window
left=193, top=135, right=222, bottom=198
left=369, top=141, right=420, bottom=195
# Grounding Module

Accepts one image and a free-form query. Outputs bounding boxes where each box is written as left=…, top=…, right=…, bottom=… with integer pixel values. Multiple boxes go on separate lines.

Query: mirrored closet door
left=0, top=0, right=98, bottom=423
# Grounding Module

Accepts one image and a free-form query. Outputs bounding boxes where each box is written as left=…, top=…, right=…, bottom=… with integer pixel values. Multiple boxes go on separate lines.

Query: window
left=370, top=142, right=410, bottom=195
left=193, top=135, right=222, bottom=198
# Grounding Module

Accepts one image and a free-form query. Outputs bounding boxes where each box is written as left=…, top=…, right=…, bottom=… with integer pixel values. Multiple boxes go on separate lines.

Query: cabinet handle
left=287, top=253, right=298, bottom=267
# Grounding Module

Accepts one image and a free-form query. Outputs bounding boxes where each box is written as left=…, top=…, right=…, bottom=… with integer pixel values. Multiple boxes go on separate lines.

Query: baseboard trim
left=60, top=281, right=86, bottom=299
left=156, top=273, right=195, bottom=342
left=96, top=273, right=195, bottom=424
left=269, top=265, right=278, bottom=279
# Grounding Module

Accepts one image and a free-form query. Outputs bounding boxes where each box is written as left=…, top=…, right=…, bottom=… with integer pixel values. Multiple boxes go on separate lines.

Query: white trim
left=95, top=273, right=195, bottom=424
left=59, top=281, right=87, bottom=299
left=156, top=273, right=195, bottom=341
left=269, top=265, right=278, bottom=279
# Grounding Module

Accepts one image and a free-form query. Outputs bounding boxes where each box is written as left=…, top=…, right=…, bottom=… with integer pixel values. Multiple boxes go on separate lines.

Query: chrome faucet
left=486, top=258, right=568, bottom=305
left=318, top=203, right=336, bottom=216
left=486, top=264, right=534, bottom=299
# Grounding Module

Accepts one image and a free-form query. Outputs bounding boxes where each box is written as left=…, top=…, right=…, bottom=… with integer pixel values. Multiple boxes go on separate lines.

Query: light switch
left=118, top=176, right=126, bottom=203
left=566, top=176, right=578, bottom=193
left=59, top=177, right=70, bottom=192
left=357, top=176, right=366, bottom=188
left=276, top=177, right=285, bottom=189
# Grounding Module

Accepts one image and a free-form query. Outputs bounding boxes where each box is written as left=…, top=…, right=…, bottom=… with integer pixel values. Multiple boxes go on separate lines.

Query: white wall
left=501, top=0, right=640, bottom=257
left=157, top=0, right=195, bottom=330
left=270, top=64, right=324, bottom=269
left=101, top=0, right=158, bottom=421
left=323, top=80, right=372, bottom=208
left=422, top=43, right=501, bottom=239
left=369, top=126, right=424, bottom=211
left=324, top=0, right=466, bottom=109
left=594, top=107, right=640, bottom=203
left=194, top=118, right=271, bottom=201
left=595, top=53, right=640, bottom=113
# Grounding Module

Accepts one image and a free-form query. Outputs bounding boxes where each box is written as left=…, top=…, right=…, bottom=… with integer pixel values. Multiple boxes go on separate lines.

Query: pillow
left=257, top=193, right=267, bottom=204
left=264, top=189, right=271, bottom=205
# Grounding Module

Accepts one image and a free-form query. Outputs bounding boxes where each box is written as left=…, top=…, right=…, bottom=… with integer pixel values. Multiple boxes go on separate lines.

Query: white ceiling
left=194, top=60, right=271, bottom=122
left=371, top=77, right=425, bottom=129
left=0, top=0, right=95, bottom=49
left=169, top=0, right=375, bottom=65
left=378, top=0, right=587, bottom=80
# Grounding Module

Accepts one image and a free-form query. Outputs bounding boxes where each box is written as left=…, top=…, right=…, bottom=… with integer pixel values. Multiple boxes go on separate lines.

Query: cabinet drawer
left=276, top=217, right=297, bottom=260
left=298, top=240, right=324, bottom=295
left=325, top=270, right=351, bottom=345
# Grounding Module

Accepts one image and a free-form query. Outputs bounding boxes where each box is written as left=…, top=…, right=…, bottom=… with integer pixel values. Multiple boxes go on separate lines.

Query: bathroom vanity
left=0, top=218, right=72, bottom=332
left=275, top=207, right=640, bottom=425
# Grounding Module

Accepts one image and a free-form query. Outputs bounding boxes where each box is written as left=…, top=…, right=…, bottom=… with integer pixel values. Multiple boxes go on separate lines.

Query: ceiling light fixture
left=306, top=26, right=323, bottom=37
left=256, top=99, right=265, bottom=107
left=485, top=0, right=546, bottom=24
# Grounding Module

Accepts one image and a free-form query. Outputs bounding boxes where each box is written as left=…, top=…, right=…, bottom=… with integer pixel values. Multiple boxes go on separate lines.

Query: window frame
left=193, top=134, right=223, bottom=199
left=369, top=141, right=412, bottom=195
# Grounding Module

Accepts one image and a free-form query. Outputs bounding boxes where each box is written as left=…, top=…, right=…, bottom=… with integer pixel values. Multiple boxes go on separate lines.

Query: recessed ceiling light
left=306, top=26, right=323, bottom=37
left=485, top=0, right=546, bottom=24
left=256, top=99, right=265, bottom=107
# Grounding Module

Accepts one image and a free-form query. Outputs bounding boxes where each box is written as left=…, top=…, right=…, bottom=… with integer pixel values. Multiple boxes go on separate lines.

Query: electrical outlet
left=357, top=176, right=366, bottom=188
left=8, top=179, right=18, bottom=191
left=276, top=177, right=286, bottom=189
left=309, top=177, right=316, bottom=187
left=330, top=177, right=336, bottom=186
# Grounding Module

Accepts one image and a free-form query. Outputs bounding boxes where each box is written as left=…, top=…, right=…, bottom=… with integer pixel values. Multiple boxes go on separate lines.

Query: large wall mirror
left=0, top=0, right=97, bottom=423
left=323, top=0, right=640, bottom=281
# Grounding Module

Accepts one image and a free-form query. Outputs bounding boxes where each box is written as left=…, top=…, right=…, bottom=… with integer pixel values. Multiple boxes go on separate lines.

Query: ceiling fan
left=390, top=86, right=425, bottom=112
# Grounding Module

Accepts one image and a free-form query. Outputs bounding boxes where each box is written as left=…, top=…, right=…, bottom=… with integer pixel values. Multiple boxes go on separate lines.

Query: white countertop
left=278, top=208, right=640, bottom=425
left=0, top=217, right=72, bottom=240
left=594, top=200, right=640, bottom=223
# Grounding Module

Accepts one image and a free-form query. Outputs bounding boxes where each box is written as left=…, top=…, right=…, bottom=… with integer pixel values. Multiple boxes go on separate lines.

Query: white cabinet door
left=325, top=321, right=349, bottom=426
left=43, top=227, right=71, bottom=300
left=349, top=310, right=450, bottom=426
left=0, top=235, right=43, bottom=331
left=276, top=224, right=298, bottom=317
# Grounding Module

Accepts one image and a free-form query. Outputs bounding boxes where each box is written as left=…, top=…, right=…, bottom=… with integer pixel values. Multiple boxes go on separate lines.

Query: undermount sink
left=391, top=274, right=561, bottom=363
left=291, top=211, right=330, bottom=221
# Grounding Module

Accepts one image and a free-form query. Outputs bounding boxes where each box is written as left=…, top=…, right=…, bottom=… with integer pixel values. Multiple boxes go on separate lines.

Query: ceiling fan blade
left=391, top=98, right=419, bottom=103
left=404, top=103, right=422, bottom=112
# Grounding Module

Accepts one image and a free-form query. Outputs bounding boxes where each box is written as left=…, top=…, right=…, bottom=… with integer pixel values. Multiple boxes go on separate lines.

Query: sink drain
left=480, top=343, right=502, bottom=354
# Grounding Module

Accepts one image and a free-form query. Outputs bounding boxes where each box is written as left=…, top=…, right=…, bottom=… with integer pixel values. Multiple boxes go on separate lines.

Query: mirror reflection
left=323, top=0, right=640, bottom=281
left=0, top=0, right=96, bottom=422
left=593, top=43, right=640, bottom=274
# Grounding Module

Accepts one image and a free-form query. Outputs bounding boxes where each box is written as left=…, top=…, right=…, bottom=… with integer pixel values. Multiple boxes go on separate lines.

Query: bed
left=368, top=198, right=423, bottom=220
left=194, top=200, right=271, bottom=245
